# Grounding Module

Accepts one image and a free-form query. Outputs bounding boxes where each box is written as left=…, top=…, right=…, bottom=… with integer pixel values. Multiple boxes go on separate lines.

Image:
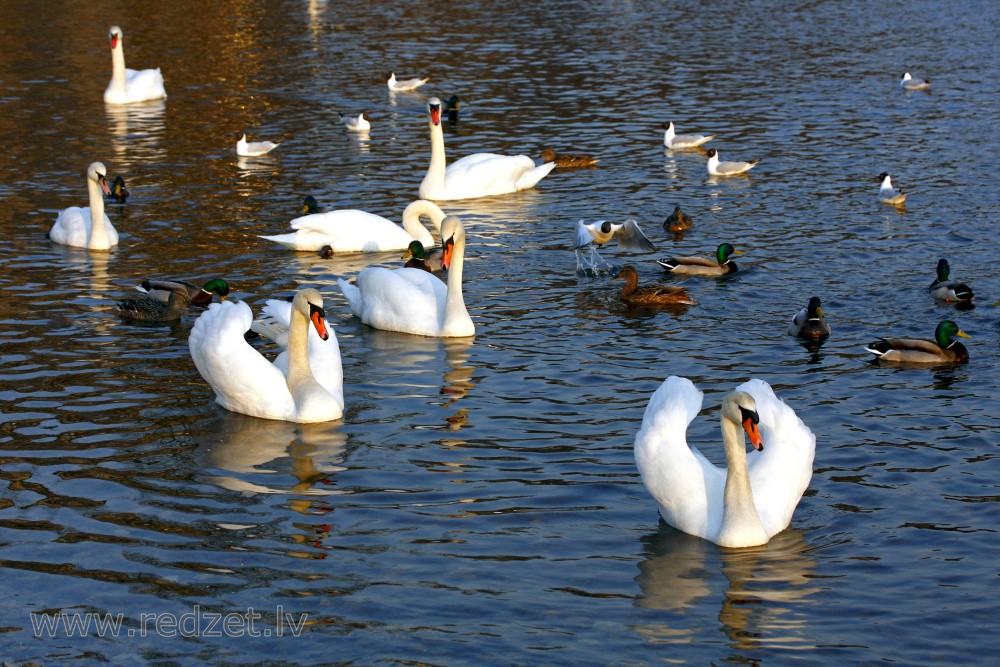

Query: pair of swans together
left=190, top=216, right=474, bottom=424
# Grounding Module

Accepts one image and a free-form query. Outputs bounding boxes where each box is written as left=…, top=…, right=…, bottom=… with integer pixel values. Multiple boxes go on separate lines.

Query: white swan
left=49, top=162, right=119, bottom=250
left=338, top=215, right=475, bottom=337
left=260, top=199, right=447, bottom=253
left=634, top=377, right=815, bottom=548
left=237, top=134, right=279, bottom=157
left=103, top=26, right=167, bottom=104
left=419, top=97, right=555, bottom=201
left=189, top=288, right=344, bottom=423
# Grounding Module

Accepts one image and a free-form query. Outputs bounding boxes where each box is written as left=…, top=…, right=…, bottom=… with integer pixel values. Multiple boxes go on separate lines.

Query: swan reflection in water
left=105, top=99, right=166, bottom=167
left=199, top=413, right=347, bottom=498
left=633, top=527, right=820, bottom=651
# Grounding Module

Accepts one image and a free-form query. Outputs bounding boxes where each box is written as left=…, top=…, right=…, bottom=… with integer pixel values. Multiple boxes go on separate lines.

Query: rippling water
left=1, top=0, right=999, bottom=664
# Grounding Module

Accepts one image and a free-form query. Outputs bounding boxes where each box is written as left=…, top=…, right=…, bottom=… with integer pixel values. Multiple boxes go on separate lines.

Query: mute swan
left=49, top=162, right=118, bottom=250
left=876, top=172, right=907, bottom=206
left=104, top=26, right=167, bottom=104
left=706, top=149, right=760, bottom=176
left=237, top=134, right=279, bottom=157
left=865, top=320, right=970, bottom=364
left=614, top=266, right=697, bottom=307
left=419, top=97, right=556, bottom=201
left=339, top=112, right=371, bottom=132
left=137, top=278, right=230, bottom=307
left=387, top=72, right=428, bottom=91
left=900, top=72, right=930, bottom=90
left=574, top=219, right=655, bottom=272
left=929, top=259, right=974, bottom=302
left=189, top=288, right=344, bottom=423
left=634, top=376, right=816, bottom=548
left=663, top=206, right=693, bottom=232
left=658, top=243, right=743, bottom=276
left=260, top=199, right=447, bottom=253
left=788, top=297, right=831, bottom=340
left=338, top=215, right=475, bottom=337
left=661, top=122, right=716, bottom=150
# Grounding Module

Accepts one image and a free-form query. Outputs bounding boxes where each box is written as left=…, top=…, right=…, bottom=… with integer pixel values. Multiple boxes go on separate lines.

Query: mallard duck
left=575, top=219, right=656, bottom=272
left=539, top=147, right=598, bottom=168
left=117, top=290, right=186, bottom=323
left=788, top=297, right=831, bottom=339
left=387, top=72, right=428, bottom=92
left=929, top=259, right=974, bottom=302
left=107, top=175, right=129, bottom=203
left=706, top=149, right=760, bottom=176
left=402, top=240, right=439, bottom=273
left=302, top=196, right=321, bottom=215
left=237, top=133, right=279, bottom=157
left=661, top=122, right=716, bottom=150
left=614, top=266, right=696, bottom=307
left=657, top=243, right=742, bottom=276
left=900, top=72, right=930, bottom=90
left=663, top=205, right=693, bottom=232
left=137, top=278, right=230, bottom=308
left=445, top=95, right=461, bottom=123
left=876, top=172, right=907, bottom=205
left=865, top=320, right=970, bottom=364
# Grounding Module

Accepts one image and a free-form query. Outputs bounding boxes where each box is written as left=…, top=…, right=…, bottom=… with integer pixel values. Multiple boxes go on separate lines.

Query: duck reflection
left=201, top=413, right=347, bottom=498
left=634, top=527, right=819, bottom=650
left=105, top=99, right=166, bottom=167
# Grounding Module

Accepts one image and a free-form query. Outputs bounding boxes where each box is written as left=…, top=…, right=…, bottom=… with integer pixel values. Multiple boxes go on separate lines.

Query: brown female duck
left=614, top=266, right=697, bottom=307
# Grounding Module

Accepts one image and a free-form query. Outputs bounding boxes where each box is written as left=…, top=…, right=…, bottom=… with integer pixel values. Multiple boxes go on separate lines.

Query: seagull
left=875, top=172, right=906, bottom=206
left=339, top=112, right=371, bottom=132
left=574, top=219, right=655, bottom=273
left=387, top=72, right=428, bottom=92
left=661, top=122, right=716, bottom=150
left=900, top=72, right=930, bottom=90
left=706, top=149, right=759, bottom=176
left=237, top=133, right=279, bottom=157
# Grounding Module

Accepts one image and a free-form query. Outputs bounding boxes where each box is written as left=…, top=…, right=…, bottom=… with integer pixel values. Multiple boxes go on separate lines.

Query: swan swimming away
left=104, top=26, right=167, bottom=104
left=419, top=97, right=555, bottom=201
left=338, top=215, right=475, bottom=337
left=189, top=288, right=344, bottom=423
left=237, top=134, right=279, bottom=157
left=260, top=199, right=447, bottom=253
left=49, top=162, right=118, bottom=250
left=634, top=377, right=816, bottom=548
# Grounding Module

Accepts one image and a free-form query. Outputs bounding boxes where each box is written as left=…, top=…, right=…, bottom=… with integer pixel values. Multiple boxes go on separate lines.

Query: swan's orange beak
left=98, top=175, right=112, bottom=197
left=441, top=236, right=455, bottom=270
left=309, top=307, right=329, bottom=341
left=110, top=35, right=119, bottom=50
left=429, top=104, right=441, bottom=126
left=743, top=415, right=763, bottom=451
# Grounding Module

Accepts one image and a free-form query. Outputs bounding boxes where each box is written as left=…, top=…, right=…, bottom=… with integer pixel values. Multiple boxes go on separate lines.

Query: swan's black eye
left=739, top=406, right=759, bottom=425
left=309, top=303, right=326, bottom=319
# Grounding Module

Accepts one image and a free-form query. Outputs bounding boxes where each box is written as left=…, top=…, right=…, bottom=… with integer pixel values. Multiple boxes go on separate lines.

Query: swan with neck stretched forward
left=419, top=97, right=555, bottom=201
left=634, top=376, right=816, bottom=548
left=260, top=199, right=447, bottom=253
left=189, top=288, right=343, bottom=423
left=104, top=26, right=167, bottom=104
left=338, top=215, right=474, bottom=337
left=49, top=162, right=118, bottom=250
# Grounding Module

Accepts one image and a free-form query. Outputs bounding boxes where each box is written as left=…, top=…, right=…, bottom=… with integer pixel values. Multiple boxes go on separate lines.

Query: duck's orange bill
left=743, top=416, right=764, bottom=451
left=310, top=311, right=329, bottom=341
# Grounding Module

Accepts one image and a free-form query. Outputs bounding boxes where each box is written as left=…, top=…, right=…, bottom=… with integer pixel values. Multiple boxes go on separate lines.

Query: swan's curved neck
left=401, top=201, right=442, bottom=247
left=110, top=44, right=127, bottom=95
left=443, top=235, right=472, bottom=335
left=719, top=411, right=765, bottom=547
left=87, top=175, right=109, bottom=249
left=285, top=304, right=315, bottom=392
left=422, top=119, right=447, bottom=195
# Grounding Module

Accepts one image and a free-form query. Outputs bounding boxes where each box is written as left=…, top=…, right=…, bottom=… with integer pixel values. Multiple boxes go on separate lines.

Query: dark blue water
left=1, top=0, right=998, bottom=664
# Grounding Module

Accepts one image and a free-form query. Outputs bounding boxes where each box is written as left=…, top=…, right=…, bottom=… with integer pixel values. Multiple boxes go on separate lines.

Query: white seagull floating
left=387, top=72, right=429, bottom=92
left=339, top=112, right=371, bottom=132
left=104, top=26, right=167, bottom=105
left=706, top=149, right=760, bottom=176
left=876, top=172, right=907, bottom=206
left=900, top=72, right=930, bottom=90
left=237, top=133, right=280, bottom=157
left=662, top=122, right=716, bottom=150
left=574, top=219, right=655, bottom=273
